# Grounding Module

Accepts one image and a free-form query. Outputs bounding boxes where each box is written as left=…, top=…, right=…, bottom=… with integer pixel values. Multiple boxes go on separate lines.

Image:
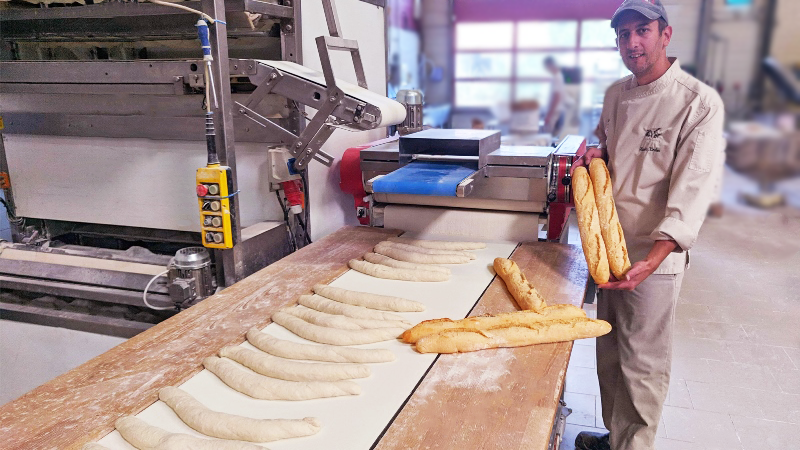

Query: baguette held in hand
left=572, top=166, right=610, bottom=284
left=589, top=159, right=631, bottom=279
left=414, top=317, right=612, bottom=354
left=493, top=258, right=547, bottom=311
left=401, top=304, right=586, bottom=343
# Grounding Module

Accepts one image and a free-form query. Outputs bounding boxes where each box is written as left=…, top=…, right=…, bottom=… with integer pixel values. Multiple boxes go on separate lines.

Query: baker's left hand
left=598, top=260, right=655, bottom=291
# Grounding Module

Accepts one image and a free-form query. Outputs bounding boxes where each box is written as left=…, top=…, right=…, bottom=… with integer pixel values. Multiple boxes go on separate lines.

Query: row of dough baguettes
left=90, top=283, right=421, bottom=450
left=346, top=238, right=488, bottom=282
left=89, top=238, right=482, bottom=449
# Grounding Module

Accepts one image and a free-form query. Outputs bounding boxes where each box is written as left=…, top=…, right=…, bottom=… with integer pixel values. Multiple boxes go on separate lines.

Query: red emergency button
left=196, top=184, right=208, bottom=196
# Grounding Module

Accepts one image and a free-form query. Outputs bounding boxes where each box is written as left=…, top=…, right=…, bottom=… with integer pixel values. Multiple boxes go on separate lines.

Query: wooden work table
left=0, top=227, right=588, bottom=450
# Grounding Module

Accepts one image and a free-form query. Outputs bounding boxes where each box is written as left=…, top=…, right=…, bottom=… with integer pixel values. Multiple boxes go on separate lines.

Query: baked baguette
left=571, top=166, right=610, bottom=284
left=589, top=158, right=631, bottom=279
left=414, top=317, right=612, bottom=354
left=492, top=257, right=547, bottom=311
left=401, top=304, right=586, bottom=343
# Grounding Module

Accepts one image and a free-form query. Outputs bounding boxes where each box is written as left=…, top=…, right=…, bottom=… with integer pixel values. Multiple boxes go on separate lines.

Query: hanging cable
left=142, top=270, right=173, bottom=310
left=145, top=0, right=224, bottom=24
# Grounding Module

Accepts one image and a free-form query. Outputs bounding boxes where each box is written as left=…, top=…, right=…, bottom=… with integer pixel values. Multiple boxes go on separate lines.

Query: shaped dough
left=349, top=259, right=450, bottom=281
left=82, top=444, right=110, bottom=450
left=115, top=416, right=266, bottom=450
left=388, top=236, right=486, bottom=250
left=378, top=241, right=476, bottom=259
left=299, top=294, right=407, bottom=321
left=373, top=242, right=471, bottom=265
left=159, top=386, right=321, bottom=442
left=246, top=329, right=395, bottom=363
left=362, top=252, right=450, bottom=275
left=218, top=345, right=370, bottom=381
left=281, top=306, right=410, bottom=330
left=203, top=356, right=360, bottom=400
left=313, top=284, right=425, bottom=312
left=272, top=311, right=405, bottom=346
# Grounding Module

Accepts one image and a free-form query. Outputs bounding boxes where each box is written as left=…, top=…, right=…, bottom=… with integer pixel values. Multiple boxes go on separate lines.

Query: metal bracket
left=235, top=0, right=370, bottom=171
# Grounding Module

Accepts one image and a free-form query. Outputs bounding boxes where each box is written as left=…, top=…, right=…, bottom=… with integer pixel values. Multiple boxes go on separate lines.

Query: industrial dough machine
left=340, top=130, right=584, bottom=242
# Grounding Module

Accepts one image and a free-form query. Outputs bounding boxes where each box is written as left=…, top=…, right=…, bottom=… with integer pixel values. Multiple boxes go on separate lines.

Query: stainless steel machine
left=0, top=0, right=401, bottom=336
left=340, top=130, right=583, bottom=242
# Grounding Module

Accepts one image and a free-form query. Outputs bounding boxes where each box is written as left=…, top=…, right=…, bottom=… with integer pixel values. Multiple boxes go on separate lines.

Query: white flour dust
left=412, top=348, right=516, bottom=402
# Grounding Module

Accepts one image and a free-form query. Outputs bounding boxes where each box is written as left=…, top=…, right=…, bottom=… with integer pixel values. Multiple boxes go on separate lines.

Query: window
left=455, top=19, right=629, bottom=110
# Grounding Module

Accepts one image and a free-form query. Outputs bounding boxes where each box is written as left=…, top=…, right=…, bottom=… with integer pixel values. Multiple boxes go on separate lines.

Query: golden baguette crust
left=400, top=304, right=587, bottom=343
left=414, top=318, right=612, bottom=353
left=571, top=166, right=610, bottom=284
left=492, top=257, right=547, bottom=311
left=589, top=159, right=631, bottom=279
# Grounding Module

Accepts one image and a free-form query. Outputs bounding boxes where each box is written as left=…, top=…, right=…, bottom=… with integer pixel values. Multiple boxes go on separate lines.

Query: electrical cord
left=142, top=270, right=174, bottom=310
left=0, top=198, right=24, bottom=226
left=275, top=190, right=297, bottom=252
left=145, top=0, right=224, bottom=24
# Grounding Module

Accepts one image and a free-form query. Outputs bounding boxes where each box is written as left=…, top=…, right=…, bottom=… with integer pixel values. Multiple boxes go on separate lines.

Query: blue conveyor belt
left=372, top=162, right=475, bottom=196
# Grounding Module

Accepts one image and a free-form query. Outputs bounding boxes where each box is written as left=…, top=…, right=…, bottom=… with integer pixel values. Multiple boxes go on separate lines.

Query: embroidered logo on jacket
left=640, top=127, right=666, bottom=153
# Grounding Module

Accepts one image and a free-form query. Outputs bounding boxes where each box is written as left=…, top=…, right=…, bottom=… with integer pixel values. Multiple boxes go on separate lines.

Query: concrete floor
left=561, top=169, right=800, bottom=450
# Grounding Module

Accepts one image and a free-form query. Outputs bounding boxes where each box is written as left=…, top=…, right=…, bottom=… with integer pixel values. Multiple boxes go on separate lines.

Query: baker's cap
left=610, top=0, right=669, bottom=29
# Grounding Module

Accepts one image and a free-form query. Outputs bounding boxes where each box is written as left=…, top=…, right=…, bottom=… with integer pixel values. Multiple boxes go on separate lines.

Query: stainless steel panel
left=0, top=0, right=245, bottom=21
left=0, top=275, right=173, bottom=309
left=1, top=113, right=292, bottom=143
left=485, top=145, right=553, bottom=166
left=484, top=166, right=547, bottom=178
left=0, top=302, right=154, bottom=339
left=371, top=193, right=546, bottom=213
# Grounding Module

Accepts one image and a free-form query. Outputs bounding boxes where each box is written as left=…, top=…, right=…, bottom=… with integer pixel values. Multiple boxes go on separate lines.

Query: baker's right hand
left=570, top=146, right=607, bottom=175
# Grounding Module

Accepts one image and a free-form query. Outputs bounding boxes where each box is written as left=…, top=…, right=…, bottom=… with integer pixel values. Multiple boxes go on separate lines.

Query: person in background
left=542, top=56, right=574, bottom=136
left=570, top=1, right=725, bottom=449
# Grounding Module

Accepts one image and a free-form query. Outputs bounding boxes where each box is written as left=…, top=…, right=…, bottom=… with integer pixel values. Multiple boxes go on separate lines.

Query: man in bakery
left=570, top=1, right=725, bottom=449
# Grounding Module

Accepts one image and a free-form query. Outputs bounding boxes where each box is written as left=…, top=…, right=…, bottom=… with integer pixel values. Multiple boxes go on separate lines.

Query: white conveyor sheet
left=260, top=60, right=407, bottom=127
left=98, top=235, right=518, bottom=450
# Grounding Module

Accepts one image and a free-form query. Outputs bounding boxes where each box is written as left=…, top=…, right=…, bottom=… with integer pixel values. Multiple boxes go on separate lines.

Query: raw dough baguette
left=218, top=346, right=370, bottom=381
left=401, top=305, right=587, bottom=343
left=115, top=416, right=266, bottom=450
left=272, top=311, right=406, bottom=346
left=572, top=166, right=611, bottom=284
left=363, top=252, right=451, bottom=275
left=158, top=386, right=321, bottom=442
left=371, top=245, right=470, bottom=266
left=299, top=294, right=407, bottom=321
left=280, top=306, right=411, bottom=330
left=313, top=284, right=425, bottom=312
left=246, top=329, right=395, bottom=363
left=387, top=236, right=486, bottom=250
left=415, top=318, right=612, bottom=354
left=589, top=158, right=631, bottom=279
left=493, top=258, right=547, bottom=311
left=377, top=241, right=477, bottom=259
left=203, top=356, right=360, bottom=400
left=349, top=259, right=450, bottom=281
left=82, top=444, right=110, bottom=450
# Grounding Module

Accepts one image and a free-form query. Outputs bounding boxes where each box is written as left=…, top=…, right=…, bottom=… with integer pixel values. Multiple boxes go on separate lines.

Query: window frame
left=453, top=19, right=621, bottom=108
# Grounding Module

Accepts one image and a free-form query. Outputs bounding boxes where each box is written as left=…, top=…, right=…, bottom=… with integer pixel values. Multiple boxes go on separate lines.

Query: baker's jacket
left=597, top=58, right=725, bottom=274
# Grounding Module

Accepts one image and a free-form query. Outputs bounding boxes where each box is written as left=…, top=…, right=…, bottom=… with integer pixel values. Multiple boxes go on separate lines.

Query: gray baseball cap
left=610, top=0, right=669, bottom=29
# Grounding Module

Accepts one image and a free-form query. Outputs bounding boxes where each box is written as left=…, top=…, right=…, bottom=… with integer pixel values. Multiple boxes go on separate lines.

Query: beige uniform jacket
left=597, top=59, right=725, bottom=274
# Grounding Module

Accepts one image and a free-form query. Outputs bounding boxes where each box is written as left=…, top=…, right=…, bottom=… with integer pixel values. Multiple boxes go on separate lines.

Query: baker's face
left=615, top=12, right=671, bottom=77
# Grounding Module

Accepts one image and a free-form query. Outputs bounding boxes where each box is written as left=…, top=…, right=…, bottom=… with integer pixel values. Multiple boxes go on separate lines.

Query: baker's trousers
left=596, top=272, right=684, bottom=450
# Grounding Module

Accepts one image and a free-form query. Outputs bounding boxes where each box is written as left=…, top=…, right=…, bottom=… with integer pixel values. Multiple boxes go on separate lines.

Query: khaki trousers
left=596, top=272, right=684, bottom=450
